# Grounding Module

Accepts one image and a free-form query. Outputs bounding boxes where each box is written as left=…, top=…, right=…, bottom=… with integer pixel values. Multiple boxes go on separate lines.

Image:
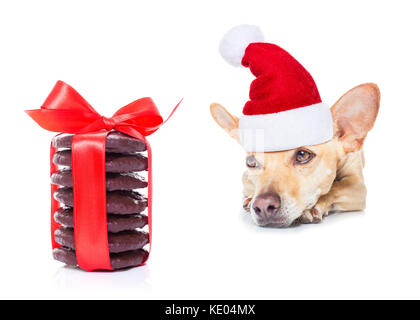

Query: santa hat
left=219, top=25, right=333, bottom=152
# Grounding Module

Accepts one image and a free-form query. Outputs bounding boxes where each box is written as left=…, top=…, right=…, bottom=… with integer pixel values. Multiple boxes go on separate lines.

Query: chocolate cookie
left=54, top=227, right=149, bottom=253
left=53, top=247, right=149, bottom=270
left=54, top=207, right=148, bottom=233
left=53, top=132, right=147, bottom=153
left=51, top=170, right=148, bottom=191
left=54, top=188, right=147, bottom=214
left=53, top=150, right=148, bottom=173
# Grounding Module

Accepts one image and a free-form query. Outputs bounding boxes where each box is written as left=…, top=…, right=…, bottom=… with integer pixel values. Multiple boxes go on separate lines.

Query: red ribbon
left=26, top=80, right=180, bottom=271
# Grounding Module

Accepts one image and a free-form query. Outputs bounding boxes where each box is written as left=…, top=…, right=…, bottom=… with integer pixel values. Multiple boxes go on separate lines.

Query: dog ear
left=331, top=83, right=380, bottom=153
left=210, top=103, right=240, bottom=142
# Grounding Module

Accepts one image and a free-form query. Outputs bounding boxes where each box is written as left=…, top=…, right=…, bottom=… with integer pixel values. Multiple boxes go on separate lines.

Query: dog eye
left=246, top=155, right=258, bottom=168
left=295, top=150, right=314, bottom=164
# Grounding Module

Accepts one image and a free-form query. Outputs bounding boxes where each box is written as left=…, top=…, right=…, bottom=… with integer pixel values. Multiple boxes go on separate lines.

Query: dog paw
left=242, top=198, right=252, bottom=212
left=299, top=210, right=314, bottom=223
left=310, top=208, right=323, bottom=223
left=300, top=207, right=327, bottom=224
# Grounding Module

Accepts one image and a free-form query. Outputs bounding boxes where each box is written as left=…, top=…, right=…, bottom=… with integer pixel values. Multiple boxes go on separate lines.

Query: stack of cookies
left=51, top=132, right=150, bottom=270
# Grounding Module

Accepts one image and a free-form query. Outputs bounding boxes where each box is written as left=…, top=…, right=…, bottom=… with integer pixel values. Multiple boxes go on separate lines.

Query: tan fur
left=210, top=83, right=380, bottom=227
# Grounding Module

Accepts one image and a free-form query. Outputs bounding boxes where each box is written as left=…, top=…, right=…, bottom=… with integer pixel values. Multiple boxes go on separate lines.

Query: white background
left=0, top=0, right=419, bottom=299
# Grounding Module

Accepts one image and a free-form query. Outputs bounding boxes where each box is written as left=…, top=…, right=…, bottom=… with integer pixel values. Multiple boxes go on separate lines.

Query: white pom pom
left=219, top=25, right=264, bottom=67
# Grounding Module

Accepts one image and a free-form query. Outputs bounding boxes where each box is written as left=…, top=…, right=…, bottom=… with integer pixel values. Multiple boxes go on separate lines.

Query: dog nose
left=252, top=192, right=281, bottom=219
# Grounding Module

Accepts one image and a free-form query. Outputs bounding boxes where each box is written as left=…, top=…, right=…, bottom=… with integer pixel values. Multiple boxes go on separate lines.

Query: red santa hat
left=219, top=25, right=333, bottom=152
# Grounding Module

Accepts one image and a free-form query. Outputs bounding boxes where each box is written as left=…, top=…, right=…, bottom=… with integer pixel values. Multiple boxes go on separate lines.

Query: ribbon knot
left=102, top=116, right=116, bottom=131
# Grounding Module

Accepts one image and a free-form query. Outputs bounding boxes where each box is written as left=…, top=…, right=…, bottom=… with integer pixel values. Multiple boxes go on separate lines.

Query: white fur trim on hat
left=238, top=102, right=333, bottom=152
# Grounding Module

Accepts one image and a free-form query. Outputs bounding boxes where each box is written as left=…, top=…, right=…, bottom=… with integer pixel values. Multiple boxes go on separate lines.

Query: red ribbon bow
left=26, top=81, right=180, bottom=271
left=26, top=80, right=179, bottom=139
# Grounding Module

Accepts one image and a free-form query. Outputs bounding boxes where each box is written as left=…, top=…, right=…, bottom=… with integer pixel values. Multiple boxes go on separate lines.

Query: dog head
left=210, top=83, right=380, bottom=227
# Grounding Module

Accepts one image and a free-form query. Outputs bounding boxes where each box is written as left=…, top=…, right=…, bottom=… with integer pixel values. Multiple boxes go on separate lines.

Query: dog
left=210, top=83, right=380, bottom=227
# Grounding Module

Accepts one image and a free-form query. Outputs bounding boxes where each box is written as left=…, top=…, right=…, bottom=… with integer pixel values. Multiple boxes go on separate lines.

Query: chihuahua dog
left=210, top=83, right=380, bottom=227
